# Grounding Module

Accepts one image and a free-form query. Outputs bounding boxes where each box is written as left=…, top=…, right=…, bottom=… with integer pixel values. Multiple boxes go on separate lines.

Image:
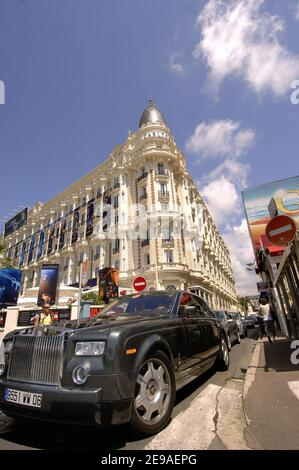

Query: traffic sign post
left=265, top=215, right=297, bottom=246
left=133, top=276, right=147, bottom=292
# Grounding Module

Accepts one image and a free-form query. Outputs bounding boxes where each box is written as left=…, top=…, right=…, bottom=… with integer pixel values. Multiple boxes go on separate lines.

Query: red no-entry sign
left=265, top=215, right=297, bottom=246
left=133, top=276, right=147, bottom=292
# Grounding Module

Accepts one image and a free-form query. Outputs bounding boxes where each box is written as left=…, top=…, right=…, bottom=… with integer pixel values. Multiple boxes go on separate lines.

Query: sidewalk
left=244, top=336, right=299, bottom=450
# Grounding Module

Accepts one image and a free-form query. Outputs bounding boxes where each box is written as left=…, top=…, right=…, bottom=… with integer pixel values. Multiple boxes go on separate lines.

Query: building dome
left=139, top=99, right=167, bottom=127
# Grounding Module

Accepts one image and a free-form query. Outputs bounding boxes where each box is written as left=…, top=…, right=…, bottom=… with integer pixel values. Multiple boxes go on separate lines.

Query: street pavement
left=0, top=332, right=257, bottom=450
left=245, top=336, right=299, bottom=450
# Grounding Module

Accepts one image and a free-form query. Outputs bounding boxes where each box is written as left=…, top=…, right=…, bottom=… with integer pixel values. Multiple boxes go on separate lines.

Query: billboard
left=99, top=267, right=119, bottom=302
left=242, top=176, right=299, bottom=255
left=4, top=208, right=28, bottom=238
left=0, top=268, right=23, bottom=307
left=37, top=264, right=59, bottom=306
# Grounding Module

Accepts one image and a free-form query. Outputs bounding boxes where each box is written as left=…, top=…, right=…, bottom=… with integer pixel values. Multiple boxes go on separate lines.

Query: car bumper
left=0, top=380, right=132, bottom=426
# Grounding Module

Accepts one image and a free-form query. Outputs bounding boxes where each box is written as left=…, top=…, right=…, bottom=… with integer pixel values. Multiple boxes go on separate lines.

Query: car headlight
left=75, top=341, right=105, bottom=356
left=4, top=340, right=13, bottom=354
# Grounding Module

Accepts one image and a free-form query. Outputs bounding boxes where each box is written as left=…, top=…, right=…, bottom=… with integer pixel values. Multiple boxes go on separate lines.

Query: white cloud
left=223, top=219, right=259, bottom=295
left=186, top=119, right=255, bottom=159
left=170, top=52, right=184, bottom=74
left=202, top=158, right=250, bottom=188
left=194, top=0, right=299, bottom=97
left=201, top=175, right=240, bottom=225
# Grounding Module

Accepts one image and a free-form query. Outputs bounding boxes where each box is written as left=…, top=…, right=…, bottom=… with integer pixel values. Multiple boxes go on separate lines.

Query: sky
left=0, top=0, right=299, bottom=295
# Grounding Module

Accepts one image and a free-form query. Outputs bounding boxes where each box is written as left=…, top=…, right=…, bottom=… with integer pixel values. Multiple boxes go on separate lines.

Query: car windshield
left=96, top=293, right=175, bottom=317
left=214, top=311, right=225, bottom=321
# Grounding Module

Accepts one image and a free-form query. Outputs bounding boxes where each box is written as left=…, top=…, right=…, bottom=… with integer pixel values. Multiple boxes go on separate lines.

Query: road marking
left=288, top=381, right=299, bottom=400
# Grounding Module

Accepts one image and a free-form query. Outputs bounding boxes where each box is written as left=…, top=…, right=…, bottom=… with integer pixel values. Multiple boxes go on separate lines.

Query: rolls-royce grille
left=8, top=335, right=64, bottom=386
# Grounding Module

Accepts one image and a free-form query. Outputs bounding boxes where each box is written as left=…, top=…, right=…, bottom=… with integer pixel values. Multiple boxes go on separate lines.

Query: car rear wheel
left=217, top=336, right=230, bottom=371
left=130, top=351, right=175, bottom=436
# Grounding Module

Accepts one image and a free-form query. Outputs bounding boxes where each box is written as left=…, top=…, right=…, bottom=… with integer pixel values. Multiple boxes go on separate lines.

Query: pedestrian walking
left=256, top=312, right=266, bottom=340
left=34, top=295, right=53, bottom=327
left=258, top=298, right=276, bottom=343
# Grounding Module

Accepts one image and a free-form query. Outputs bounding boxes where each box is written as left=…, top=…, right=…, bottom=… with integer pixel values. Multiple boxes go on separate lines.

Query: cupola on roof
left=139, top=99, right=167, bottom=128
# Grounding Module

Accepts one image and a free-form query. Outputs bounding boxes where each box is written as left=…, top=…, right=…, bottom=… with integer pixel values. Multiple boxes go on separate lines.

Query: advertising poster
left=99, top=267, right=119, bottom=302
left=242, top=176, right=299, bottom=256
left=71, top=207, right=80, bottom=244
left=85, top=199, right=94, bottom=238
left=4, top=207, right=28, bottom=238
left=37, top=264, right=59, bottom=306
left=47, top=224, right=55, bottom=255
left=37, top=230, right=45, bottom=258
left=19, top=240, right=27, bottom=266
left=0, top=269, right=23, bottom=307
left=27, top=234, right=35, bottom=263
left=59, top=218, right=67, bottom=250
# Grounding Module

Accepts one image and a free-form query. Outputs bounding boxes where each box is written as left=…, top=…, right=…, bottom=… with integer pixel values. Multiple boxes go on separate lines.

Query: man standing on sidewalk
left=258, top=298, right=276, bottom=343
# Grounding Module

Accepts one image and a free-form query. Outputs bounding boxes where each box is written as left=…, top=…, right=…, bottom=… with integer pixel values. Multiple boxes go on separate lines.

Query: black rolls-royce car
left=0, top=291, right=230, bottom=436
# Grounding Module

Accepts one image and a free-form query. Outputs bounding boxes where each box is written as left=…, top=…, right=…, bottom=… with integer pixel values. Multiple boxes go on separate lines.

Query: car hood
left=5, top=312, right=170, bottom=339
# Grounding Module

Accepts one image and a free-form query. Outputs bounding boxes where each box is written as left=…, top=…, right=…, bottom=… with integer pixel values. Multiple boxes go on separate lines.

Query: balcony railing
left=155, top=169, right=169, bottom=176
left=158, top=191, right=169, bottom=198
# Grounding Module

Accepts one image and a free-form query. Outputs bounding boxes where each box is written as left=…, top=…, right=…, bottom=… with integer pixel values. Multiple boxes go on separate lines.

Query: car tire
left=130, top=350, right=176, bottom=436
left=217, top=335, right=230, bottom=371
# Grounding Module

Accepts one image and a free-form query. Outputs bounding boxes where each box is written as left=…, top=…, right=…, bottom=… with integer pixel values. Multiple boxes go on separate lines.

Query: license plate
left=4, top=388, right=42, bottom=408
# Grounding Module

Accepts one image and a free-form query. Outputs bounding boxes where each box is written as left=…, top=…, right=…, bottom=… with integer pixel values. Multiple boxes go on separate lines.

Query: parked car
left=213, top=310, right=240, bottom=349
left=244, top=315, right=256, bottom=329
left=0, top=291, right=230, bottom=436
left=227, top=311, right=247, bottom=338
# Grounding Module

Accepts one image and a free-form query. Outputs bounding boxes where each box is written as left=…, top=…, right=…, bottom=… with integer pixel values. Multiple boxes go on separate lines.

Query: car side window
left=197, top=298, right=214, bottom=318
left=178, top=293, right=205, bottom=317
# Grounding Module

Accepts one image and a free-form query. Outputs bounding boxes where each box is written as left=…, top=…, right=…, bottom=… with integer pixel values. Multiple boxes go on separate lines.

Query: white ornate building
left=3, top=100, right=237, bottom=309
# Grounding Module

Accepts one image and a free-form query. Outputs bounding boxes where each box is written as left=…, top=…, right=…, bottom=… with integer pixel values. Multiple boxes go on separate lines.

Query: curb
left=242, top=340, right=261, bottom=427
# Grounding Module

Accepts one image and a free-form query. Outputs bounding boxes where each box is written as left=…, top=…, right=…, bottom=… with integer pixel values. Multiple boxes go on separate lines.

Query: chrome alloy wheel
left=221, top=338, right=229, bottom=366
left=227, top=334, right=231, bottom=350
left=134, top=358, right=171, bottom=425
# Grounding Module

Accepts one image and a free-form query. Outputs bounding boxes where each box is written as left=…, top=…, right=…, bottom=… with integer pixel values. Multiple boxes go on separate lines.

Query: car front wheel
left=217, top=336, right=230, bottom=371
left=130, top=351, right=176, bottom=436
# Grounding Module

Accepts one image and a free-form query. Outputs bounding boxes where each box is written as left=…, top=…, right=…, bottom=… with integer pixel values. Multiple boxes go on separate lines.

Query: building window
left=158, top=163, right=165, bottom=175
left=114, top=260, right=120, bottom=271
left=165, top=250, right=173, bottom=263
left=115, top=214, right=119, bottom=225
left=113, top=177, right=120, bottom=189
left=159, top=182, right=168, bottom=196
left=121, top=258, right=126, bottom=271
left=113, top=195, right=119, bottom=209
left=144, top=253, right=150, bottom=266
left=112, top=238, right=120, bottom=254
